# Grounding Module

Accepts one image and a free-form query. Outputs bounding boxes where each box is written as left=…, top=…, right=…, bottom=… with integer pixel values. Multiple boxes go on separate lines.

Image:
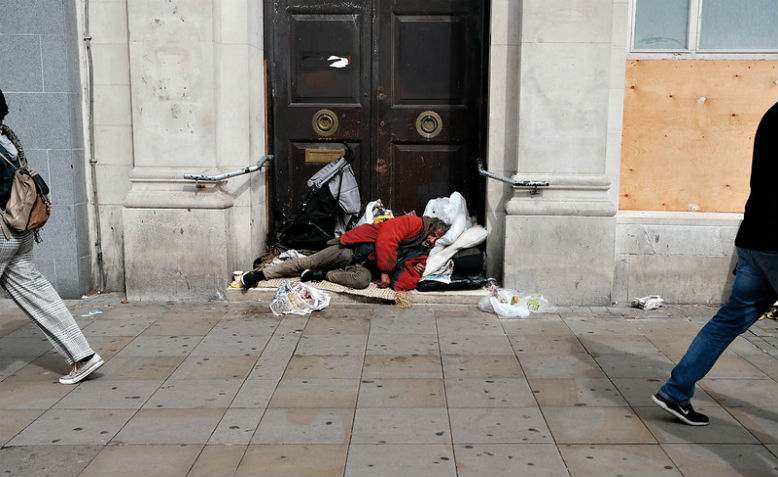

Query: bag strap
left=0, top=124, right=27, bottom=169
left=0, top=149, right=19, bottom=171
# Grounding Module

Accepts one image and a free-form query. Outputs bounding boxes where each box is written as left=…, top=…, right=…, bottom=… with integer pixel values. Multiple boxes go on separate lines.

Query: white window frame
left=628, top=0, right=778, bottom=59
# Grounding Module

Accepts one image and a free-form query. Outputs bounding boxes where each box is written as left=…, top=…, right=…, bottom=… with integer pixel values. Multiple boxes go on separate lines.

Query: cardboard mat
left=253, top=278, right=398, bottom=303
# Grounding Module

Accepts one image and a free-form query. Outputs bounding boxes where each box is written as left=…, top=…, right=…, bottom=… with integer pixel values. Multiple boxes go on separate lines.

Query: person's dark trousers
left=659, top=247, right=778, bottom=405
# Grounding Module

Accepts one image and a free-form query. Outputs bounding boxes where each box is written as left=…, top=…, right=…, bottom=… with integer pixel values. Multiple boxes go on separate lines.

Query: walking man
left=652, top=101, right=778, bottom=425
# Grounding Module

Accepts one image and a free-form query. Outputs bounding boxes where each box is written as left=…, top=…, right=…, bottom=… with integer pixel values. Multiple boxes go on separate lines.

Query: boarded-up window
left=620, top=60, right=777, bottom=212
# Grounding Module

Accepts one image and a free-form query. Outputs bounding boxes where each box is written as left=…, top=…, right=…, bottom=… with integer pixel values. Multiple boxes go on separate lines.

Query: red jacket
left=340, top=215, right=424, bottom=274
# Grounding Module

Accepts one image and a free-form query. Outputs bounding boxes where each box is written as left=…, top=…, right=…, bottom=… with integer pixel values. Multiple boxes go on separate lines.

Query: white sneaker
left=59, top=353, right=104, bottom=385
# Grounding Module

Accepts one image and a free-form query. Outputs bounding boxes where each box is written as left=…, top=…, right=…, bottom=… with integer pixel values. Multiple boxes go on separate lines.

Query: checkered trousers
left=0, top=229, right=94, bottom=365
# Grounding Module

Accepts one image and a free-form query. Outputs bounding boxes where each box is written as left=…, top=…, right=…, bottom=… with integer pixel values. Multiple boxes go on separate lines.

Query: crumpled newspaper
left=631, top=295, right=664, bottom=310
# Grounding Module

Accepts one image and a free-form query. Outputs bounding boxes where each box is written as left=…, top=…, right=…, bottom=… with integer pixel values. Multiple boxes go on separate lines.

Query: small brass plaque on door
left=305, top=149, right=345, bottom=163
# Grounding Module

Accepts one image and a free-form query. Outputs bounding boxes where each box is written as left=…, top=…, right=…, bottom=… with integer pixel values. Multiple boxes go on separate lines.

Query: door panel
left=268, top=0, right=486, bottom=233
left=270, top=0, right=372, bottom=224
left=392, top=144, right=465, bottom=214
left=375, top=0, right=485, bottom=217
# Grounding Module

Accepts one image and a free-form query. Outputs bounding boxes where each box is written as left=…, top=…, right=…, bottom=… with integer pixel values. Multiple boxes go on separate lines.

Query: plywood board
left=620, top=60, right=777, bottom=212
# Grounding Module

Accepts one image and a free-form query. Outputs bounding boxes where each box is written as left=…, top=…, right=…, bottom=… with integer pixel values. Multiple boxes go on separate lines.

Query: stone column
left=122, top=0, right=266, bottom=301
left=503, top=0, right=618, bottom=305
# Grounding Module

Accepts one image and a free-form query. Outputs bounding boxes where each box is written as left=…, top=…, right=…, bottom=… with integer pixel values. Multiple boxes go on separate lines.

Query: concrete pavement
left=0, top=292, right=776, bottom=477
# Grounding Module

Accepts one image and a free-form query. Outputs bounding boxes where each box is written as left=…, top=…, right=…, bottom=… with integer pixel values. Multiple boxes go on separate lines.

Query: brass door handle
left=415, top=110, right=443, bottom=138
left=312, top=109, right=339, bottom=137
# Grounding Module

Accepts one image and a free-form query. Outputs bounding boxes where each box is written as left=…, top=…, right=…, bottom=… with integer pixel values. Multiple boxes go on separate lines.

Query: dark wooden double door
left=267, top=0, right=488, bottom=234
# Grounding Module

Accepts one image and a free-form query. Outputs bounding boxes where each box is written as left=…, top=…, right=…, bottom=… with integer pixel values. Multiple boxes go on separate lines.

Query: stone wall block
left=0, top=36, right=43, bottom=90
left=95, top=164, right=133, bottom=205
left=123, top=208, right=232, bottom=301
left=518, top=42, right=610, bottom=174
left=627, top=255, right=735, bottom=304
left=90, top=1, right=130, bottom=44
left=9, top=93, right=71, bottom=150
left=504, top=215, right=616, bottom=305
left=41, top=35, right=69, bottom=92
left=0, top=0, right=64, bottom=35
left=49, top=149, right=76, bottom=206
left=616, top=223, right=739, bottom=257
left=218, top=0, right=249, bottom=44
left=522, top=0, right=612, bottom=43
left=97, top=204, right=127, bottom=292
left=92, top=44, right=131, bottom=85
left=128, top=0, right=214, bottom=42
left=490, top=0, right=521, bottom=46
left=94, top=125, right=134, bottom=166
left=129, top=41, right=216, bottom=167
left=216, top=44, right=250, bottom=167
left=93, top=84, right=132, bottom=127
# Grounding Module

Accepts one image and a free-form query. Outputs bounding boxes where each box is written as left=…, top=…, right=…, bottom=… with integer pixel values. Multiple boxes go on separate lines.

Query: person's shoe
left=59, top=353, right=104, bottom=385
left=652, top=393, right=709, bottom=426
left=300, top=268, right=326, bottom=282
left=241, top=270, right=265, bottom=290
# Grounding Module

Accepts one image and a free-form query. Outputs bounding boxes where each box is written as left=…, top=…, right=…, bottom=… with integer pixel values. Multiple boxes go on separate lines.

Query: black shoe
left=652, top=393, right=709, bottom=426
left=240, top=270, right=264, bottom=290
left=300, top=268, right=326, bottom=282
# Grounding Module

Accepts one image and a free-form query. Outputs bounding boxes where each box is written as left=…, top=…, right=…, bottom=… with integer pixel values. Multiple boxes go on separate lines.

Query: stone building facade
left=0, top=0, right=775, bottom=304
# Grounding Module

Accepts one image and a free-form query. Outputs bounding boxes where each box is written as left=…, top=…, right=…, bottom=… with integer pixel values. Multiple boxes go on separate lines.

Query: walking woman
left=0, top=89, right=102, bottom=384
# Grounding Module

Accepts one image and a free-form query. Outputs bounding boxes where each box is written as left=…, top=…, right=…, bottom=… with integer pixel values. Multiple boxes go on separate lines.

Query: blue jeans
left=659, top=247, right=778, bottom=405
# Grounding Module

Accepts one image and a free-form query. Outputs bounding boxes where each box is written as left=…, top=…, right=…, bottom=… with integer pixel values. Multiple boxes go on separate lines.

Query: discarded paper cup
left=233, top=271, right=243, bottom=282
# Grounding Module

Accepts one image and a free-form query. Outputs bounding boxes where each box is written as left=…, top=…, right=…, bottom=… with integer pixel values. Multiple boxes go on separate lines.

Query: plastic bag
left=417, top=274, right=489, bottom=292
left=269, top=280, right=331, bottom=316
left=631, top=295, right=663, bottom=310
left=477, top=286, right=553, bottom=318
left=423, top=192, right=471, bottom=252
left=423, top=225, right=488, bottom=277
left=356, top=199, right=394, bottom=226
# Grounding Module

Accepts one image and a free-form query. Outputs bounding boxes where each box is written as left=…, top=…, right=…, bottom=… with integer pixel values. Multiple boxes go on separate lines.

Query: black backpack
left=274, top=145, right=356, bottom=251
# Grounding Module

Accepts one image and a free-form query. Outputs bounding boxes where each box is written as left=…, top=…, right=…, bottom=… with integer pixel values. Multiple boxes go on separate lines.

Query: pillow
left=423, top=225, right=488, bottom=277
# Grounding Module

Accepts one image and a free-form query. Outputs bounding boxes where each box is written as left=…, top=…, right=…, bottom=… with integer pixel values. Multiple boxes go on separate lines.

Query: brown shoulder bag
left=0, top=148, right=51, bottom=241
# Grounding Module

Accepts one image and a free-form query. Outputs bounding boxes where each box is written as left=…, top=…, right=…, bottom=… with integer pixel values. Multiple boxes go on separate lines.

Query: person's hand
left=377, top=272, right=391, bottom=288
left=413, top=262, right=425, bottom=274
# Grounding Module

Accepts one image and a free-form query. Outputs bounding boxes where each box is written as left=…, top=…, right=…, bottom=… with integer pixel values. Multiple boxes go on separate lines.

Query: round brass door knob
left=415, top=110, right=443, bottom=138
left=312, top=109, right=339, bottom=137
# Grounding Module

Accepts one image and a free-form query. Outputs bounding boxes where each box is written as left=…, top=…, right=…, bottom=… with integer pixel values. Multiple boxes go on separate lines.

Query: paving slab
left=113, top=408, right=226, bottom=444
left=80, top=444, right=203, bottom=477
left=8, top=408, right=135, bottom=445
left=344, top=443, right=455, bottom=477
left=448, top=407, right=553, bottom=444
left=252, top=407, right=354, bottom=445
left=351, top=407, right=450, bottom=444
left=542, top=407, right=656, bottom=445
left=660, top=443, right=778, bottom=477
left=268, top=378, right=360, bottom=408
left=454, top=443, right=569, bottom=477
left=558, top=444, right=681, bottom=477
left=358, top=378, right=446, bottom=407
left=445, top=377, right=535, bottom=408
left=237, top=444, right=348, bottom=477
left=189, top=444, right=246, bottom=477
left=528, top=377, right=628, bottom=407
left=0, top=444, right=103, bottom=477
